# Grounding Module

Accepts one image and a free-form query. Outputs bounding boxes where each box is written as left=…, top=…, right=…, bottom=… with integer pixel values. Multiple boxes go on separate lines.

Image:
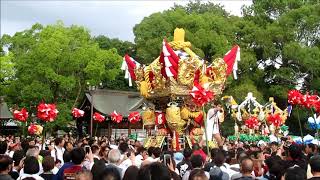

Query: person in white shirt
left=18, top=156, right=44, bottom=180
left=20, top=146, right=43, bottom=176
left=107, top=149, right=124, bottom=178
left=50, top=137, right=65, bottom=165
left=183, top=154, right=210, bottom=180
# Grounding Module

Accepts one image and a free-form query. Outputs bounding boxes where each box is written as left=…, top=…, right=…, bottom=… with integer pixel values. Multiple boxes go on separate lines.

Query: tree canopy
left=132, top=0, right=320, bottom=135
left=0, top=21, right=122, bottom=131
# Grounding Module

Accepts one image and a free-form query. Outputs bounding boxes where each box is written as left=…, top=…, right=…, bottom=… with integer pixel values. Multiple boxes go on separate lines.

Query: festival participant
left=282, top=166, right=307, bottom=180
left=9, top=149, right=24, bottom=179
left=19, top=146, right=43, bottom=175
left=283, top=144, right=308, bottom=171
left=40, top=156, right=55, bottom=180
left=0, top=140, right=8, bottom=155
left=182, top=154, right=209, bottom=180
left=136, top=162, right=172, bottom=180
left=18, top=156, right=44, bottom=180
left=122, top=165, right=139, bottom=180
left=62, top=148, right=90, bottom=179
left=53, top=151, right=73, bottom=180
left=101, top=166, right=121, bottom=180
left=209, top=150, right=235, bottom=180
left=176, top=148, right=192, bottom=177
left=145, top=147, right=155, bottom=162
left=75, top=170, right=93, bottom=180
left=91, top=144, right=100, bottom=162
left=270, top=142, right=278, bottom=155
left=91, top=160, right=106, bottom=180
left=204, top=148, right=219, bottom=172
left=309, top=155, right=320, bottom=180
left=8, top=143, right=21, bottom=158
left=189, top=169, right=208, bottom=180
left=151, top=147, right=161, bottom=162
left=0, top=155, right=14, bottom=180
left=260, top=155, right=284, bottom=180
left=64, top=142, right=73, bottom=152
left=51, top=138, right=65, bottom=165
left=231, top=157, right=255, bottom=180
left=98, top=145, right=110, bottom=163
left=305, top=143, right=317, bottom=160
left=204, top=104, right=225, bottom=147
left=106, top=149, right=123, bottom=177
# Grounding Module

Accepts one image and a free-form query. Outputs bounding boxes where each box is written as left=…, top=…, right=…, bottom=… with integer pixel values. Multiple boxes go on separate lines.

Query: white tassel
left=233, top=47, right=240, bottom=80
left=128, top=75, right=132, bottom=87
left=121, top=60, right=127, bottom=71
left=124, top=69, right=130, bottom=79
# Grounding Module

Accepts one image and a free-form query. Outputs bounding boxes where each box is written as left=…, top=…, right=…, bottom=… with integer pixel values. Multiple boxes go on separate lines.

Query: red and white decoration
left=245, top=116, right=259, bottom=129
left=28, top=124, right=43, bottom=135
left=121, top=54, right=140, bottom=86
left=13, top=108, right=29, bottom=122
left=224, top=45, right=240, bottom=79
left=128, top=111, right=140, bottom=124
left=267, top=113, right=282, bottom=127
left=93, top=112, right=105, bottom=123
left=190, top=84, right=214, bottom=107
left=155, top=111, right=166, bottom=125
left=110, top=111, right=123, bottom=124
left=159, top=40, right=180, bottom=79
left=37, top=103, right=58, bottom=122
left=72, top=108, right=84, bottom=118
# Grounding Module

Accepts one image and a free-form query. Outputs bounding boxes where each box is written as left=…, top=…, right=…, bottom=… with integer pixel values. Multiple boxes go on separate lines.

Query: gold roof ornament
left=264, top=97, right=288, bottom=124
left=123, top=28, right=228, bottom=101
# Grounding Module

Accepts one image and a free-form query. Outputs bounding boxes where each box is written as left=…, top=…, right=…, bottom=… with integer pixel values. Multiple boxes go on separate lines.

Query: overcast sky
left=1, top=0, right=252, bottom=42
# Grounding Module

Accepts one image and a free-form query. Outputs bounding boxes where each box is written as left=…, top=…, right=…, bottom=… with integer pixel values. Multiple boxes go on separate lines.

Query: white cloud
left=1, top=0, right=252, bottom=41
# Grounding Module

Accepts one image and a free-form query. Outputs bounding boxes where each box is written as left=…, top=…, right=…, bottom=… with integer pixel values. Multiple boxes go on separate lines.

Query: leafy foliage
left=1, top=21, right=122, bottom=132
left=132, top=0, right=320, bottom=135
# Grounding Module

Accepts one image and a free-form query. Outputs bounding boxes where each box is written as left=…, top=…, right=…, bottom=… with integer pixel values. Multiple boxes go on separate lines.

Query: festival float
left=121, top=28, right=240, bottom=150
left=223, top=93, right=289, bottom=143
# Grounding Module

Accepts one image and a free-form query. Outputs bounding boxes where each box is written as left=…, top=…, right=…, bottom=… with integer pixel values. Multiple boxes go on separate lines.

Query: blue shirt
left=53, top=162, right=74, bottom=180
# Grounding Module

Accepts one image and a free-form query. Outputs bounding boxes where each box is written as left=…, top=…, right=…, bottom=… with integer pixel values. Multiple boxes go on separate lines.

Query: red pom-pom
left=288, top=90, right=303, bottom=105
left=93, top=112, right=105, bottom=123
left=37, top=103, right=58, bottom=122
left=267, top=113, right=282, bottom=127
left=190, top=84, right=214, bottom=106
left=301, top=93, right=319, bottom=109
left=245, top=116, right=259, bottom=129
left=13, top=108, right=29, bottom=122
left=110, top=111, right=122, bottom=123
left=72, top=108, right=84, bottom=118
left=128, top=112, right=140, bottom=124
left=313, top=100, right=320, bottom=113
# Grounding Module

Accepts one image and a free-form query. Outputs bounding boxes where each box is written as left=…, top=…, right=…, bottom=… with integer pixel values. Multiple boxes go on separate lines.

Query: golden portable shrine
left=121, top=28, right=238, bottom=151
left=222, top=93, right=290, bottom=143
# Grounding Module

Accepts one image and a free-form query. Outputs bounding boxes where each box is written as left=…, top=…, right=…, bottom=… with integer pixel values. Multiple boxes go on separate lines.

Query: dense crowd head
left=0, top=134, right=319, bottom=180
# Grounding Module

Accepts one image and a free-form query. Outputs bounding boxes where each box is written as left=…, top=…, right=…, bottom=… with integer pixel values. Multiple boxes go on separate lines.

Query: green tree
left=133, top=0, right=320, bottom=135
left=94, top=35, right=137, bottom=91
left=1, top=21, right=122, bottom=132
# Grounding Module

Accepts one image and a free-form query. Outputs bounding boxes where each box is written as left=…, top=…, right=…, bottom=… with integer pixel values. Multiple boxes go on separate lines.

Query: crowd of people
left=0, top=134, right=319, bottom=180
